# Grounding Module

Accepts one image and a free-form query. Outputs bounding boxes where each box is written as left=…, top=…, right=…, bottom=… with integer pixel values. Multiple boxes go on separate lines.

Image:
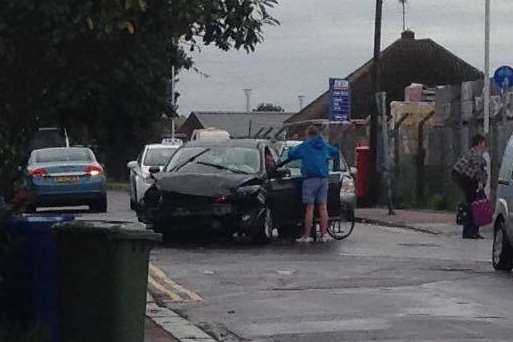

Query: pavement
left=356, top=207, right=480, bottom=236
left=145, top=318, right=179, bottom=342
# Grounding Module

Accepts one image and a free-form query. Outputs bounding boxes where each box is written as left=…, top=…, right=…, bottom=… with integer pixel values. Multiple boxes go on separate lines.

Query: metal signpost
left=376, top=92, right=394, bottom=215
left=329, top=79, right=351, bottom=122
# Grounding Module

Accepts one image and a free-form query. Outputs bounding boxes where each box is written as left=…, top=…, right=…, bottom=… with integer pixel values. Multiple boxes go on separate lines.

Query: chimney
left=401, top=30, right=415, bottom=40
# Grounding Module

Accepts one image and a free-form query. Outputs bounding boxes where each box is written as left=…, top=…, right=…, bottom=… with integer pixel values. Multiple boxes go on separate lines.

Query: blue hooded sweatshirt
left=287, top=136, right=338, bottom=178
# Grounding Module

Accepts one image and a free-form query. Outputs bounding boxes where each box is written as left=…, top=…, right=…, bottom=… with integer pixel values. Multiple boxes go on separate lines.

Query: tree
left=0, top=0, right=279, bottom=197
left=253, top=103, right=285, bottom=112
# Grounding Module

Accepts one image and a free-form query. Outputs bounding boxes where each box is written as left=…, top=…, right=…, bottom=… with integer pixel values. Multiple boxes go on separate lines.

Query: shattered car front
left=140, top=145, right=268, bottom=235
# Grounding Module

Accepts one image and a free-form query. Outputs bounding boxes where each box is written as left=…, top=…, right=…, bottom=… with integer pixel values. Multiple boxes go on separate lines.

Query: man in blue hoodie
left=288, top=126, right=338, bottom=243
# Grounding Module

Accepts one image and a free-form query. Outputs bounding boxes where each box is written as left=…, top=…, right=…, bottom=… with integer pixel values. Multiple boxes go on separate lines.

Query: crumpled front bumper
left=145, top=203, right=264, bottom=233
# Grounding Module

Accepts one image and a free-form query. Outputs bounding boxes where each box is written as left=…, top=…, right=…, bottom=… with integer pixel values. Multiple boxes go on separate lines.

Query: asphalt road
left=81, top=191, right=513, bottom=341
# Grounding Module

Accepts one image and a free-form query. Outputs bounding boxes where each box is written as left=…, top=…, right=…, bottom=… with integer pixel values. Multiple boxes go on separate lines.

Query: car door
left=498, top=137, right=513, bottom=236
left=267, top=146, right=303, bottom=227
left=327, top=152, right=344, bottom=217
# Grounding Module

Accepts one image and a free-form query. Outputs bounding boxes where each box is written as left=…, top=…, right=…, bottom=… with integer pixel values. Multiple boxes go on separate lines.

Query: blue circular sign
left=494, top=65, right=513, bottom=89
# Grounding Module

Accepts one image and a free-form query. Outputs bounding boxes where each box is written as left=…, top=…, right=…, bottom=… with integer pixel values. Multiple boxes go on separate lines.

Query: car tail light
left=86, top=164, right=103, bottom=176
left=30, top=168, right=48, bottom=177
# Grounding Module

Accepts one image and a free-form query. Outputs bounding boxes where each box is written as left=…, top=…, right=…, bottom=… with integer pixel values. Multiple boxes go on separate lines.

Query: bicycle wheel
left=328, top=209, right=355, bottom=240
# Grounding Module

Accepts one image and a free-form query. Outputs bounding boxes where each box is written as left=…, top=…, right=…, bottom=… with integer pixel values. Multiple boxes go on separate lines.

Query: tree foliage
left=253, top=103, right=285, bottom=112
left=0, top=0, right=279, bottom=197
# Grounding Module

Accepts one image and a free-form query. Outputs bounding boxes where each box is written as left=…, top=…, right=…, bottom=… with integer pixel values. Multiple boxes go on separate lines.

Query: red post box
left=355, top=146, right=369, bottom=198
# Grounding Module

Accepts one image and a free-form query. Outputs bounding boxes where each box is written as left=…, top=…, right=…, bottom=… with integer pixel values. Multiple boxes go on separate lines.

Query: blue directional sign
left=494, top=65, right=513, bottom=89
left=328, top=78, right=351, bottom=121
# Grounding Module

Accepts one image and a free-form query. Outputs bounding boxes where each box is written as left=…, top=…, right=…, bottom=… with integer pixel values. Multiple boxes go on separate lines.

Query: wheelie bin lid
left=53, top=220, right=162, bottom=242
left=8, top=214, right=75, bottom=232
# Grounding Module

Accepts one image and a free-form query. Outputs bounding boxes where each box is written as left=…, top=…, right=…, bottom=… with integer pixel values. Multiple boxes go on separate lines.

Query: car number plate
left=54, top=176, right=80, bottom=183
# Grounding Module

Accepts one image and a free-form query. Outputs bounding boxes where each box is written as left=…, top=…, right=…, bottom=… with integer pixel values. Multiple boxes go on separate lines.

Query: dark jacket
left=288, top=136, right=338, bottom=178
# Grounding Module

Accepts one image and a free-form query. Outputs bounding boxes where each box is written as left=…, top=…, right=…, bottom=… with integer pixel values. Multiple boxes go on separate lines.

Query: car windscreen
left=143, top=147, right=177, bottom=167
left=35, top=148, right=93, bottom=163
left=167, top=147, right=261, bottom=174
left=280, top=146, right=347, bottom=173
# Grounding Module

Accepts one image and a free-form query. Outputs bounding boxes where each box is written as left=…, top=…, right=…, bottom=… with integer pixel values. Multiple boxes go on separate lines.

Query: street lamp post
left=484, top=0, right=492, bottom=196
left=484, top=0, right=491, bottom=135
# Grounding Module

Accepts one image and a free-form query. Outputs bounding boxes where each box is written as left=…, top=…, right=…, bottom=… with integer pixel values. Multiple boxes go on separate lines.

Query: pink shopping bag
left=472, top=192, right=493, bottom=226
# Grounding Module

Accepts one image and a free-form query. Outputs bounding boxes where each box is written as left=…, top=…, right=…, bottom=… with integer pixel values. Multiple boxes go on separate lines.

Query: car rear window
left=35, top=148, right=93, bottom=163
left=143, top=147, right=178, bottom=167
left=29, top=129, right=66, bottom=151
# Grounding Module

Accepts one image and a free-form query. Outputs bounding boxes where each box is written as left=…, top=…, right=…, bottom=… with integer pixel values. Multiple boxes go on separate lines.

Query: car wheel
left=493, top=219, right=513, bottom=271
left=252, top=207, right=273, bottom=244
left=90, top=194, right=108, bottom=213
left=130, top=180, right=137, bottom=210
left=25, top=204, right=37, bottom=214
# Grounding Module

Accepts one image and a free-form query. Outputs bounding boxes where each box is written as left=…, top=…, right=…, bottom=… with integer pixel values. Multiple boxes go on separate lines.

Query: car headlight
left=237, top=185, right=265, bottom=204
left=238, top=185, right=261, bottom=193
left=341, top=176, right=355, bottom=194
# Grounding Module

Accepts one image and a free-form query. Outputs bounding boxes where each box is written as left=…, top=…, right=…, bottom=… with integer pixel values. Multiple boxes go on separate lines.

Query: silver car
left=127, top=140, right=181, bottom=210
left=493, top=136, right=513, bottom=271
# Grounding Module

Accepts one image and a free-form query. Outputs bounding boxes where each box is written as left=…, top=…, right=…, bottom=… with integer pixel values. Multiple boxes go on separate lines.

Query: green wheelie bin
left=53, top=221, right=161, bottom=342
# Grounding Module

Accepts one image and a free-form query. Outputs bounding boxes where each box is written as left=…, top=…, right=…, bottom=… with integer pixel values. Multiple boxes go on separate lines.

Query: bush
left=429, top=194, right=449, bottom=211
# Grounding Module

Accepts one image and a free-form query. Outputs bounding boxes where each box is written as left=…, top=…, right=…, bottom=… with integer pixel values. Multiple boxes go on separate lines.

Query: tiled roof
left=182, top=111, right=294, bottom=138
left=286, top=31, right=483, bottom=123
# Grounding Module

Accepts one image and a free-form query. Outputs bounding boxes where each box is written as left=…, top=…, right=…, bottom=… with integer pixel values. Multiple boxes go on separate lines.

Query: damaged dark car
left=138, top=139, right=354, bottom=242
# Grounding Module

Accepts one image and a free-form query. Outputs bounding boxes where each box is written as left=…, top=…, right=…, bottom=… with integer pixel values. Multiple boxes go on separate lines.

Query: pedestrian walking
left=288, top=126, right=338, bottom=243
left=451, top=134, right=488, bottom=239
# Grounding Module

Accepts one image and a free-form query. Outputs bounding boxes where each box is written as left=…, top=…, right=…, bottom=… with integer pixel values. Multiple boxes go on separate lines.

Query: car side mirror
left=149, top=166, right=161, bottom=174
left=127, top=161, right=137, bottom=169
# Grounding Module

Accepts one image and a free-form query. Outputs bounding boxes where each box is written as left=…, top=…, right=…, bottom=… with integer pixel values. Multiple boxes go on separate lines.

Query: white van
left=191, top=128, right=230, bottom=142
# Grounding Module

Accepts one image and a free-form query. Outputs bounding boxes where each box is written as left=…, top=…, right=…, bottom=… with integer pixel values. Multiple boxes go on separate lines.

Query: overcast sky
left=177, top=0, right=513, bottom=115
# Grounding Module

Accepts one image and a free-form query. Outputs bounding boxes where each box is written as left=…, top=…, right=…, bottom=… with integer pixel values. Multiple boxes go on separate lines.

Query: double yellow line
left=148, top=263, right=203, bottom=303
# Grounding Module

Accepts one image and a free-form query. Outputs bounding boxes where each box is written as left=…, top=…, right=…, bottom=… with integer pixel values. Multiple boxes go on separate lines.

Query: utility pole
left=244, top=89, right=252, bottom=113
left=369, top=0, right=383, bottom=205
left=377, top=92, right=394, bottom=215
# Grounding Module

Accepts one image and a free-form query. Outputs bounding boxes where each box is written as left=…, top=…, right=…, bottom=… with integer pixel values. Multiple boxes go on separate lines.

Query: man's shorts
left=302, top=177, right=329, bottom=204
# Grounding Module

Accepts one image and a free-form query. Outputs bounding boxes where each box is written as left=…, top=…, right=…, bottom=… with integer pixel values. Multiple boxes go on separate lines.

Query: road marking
left=148, top=263, right=203, bottom=303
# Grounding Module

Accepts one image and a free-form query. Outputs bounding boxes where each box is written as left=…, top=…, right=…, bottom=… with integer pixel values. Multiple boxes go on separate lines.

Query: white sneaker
left=319, top=235, right=332, bottom=243
left=296, top=237, right=314, bottom=243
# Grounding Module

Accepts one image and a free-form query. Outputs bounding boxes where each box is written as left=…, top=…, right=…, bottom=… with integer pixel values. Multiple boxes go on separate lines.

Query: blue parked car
left=25, top=147, right=107, bottom=212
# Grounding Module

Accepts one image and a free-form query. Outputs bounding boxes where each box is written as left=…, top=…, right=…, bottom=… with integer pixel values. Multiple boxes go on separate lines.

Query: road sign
left=493, top=65, right=513, bottom=89
left=328, top=78, right=351, bottom=121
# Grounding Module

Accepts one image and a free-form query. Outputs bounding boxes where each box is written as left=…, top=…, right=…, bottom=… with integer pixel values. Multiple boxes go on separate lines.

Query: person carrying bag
left=451, top=134, right=488, bottom=239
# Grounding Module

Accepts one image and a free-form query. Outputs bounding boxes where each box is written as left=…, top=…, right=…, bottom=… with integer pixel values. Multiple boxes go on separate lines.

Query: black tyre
left=25, top=204, right=37, bottom=213
left=328, top=209, right=355, bottom=240
left=129, top=180, right=137, bottom=210
left=251, top=207, right=273, bottom=244
left=492, top=219, right=513, bottom=271
left=90, top=194, right=108, bottom=213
